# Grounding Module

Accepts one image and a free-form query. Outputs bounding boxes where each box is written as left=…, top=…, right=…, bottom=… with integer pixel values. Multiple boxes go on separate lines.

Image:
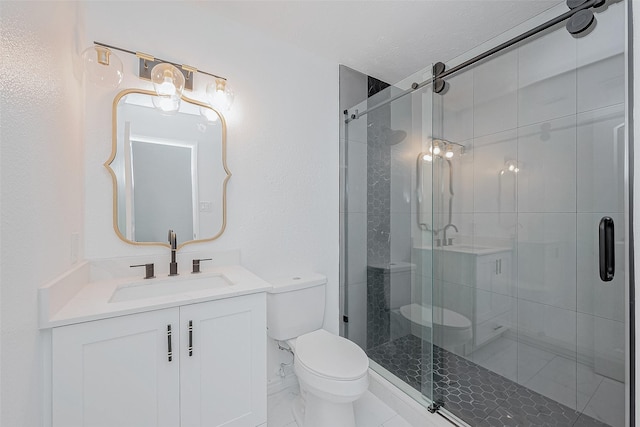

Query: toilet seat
left=294, top=329, right=369, bottom=381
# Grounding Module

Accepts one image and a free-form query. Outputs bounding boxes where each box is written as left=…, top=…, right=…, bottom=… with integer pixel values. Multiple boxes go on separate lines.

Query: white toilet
left=267, top=274, right=369, bottom=427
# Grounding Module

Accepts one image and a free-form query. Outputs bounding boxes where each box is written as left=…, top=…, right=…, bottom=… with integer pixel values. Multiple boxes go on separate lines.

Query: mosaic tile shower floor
left=368, top=335, right=611, bottom=427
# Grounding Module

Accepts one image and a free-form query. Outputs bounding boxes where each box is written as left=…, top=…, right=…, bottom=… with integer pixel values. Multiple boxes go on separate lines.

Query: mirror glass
left=106, top=89, right=230, bottom=248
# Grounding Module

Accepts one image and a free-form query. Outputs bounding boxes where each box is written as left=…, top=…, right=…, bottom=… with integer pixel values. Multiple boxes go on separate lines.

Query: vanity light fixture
left=84, top=41, right=233, bottom=113
left=81, top=45, right=124, bottom=88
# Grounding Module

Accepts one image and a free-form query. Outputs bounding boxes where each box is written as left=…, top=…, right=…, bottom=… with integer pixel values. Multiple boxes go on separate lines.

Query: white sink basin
left=109, top=274, right=233, bottom=303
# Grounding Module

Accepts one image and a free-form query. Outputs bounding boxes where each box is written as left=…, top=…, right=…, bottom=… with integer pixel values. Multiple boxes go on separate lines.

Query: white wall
left=81, top=2, right=339, bottom=388
left=0, top=1, right=339, bottom=424
left=0, top=2, right=84, bottom=427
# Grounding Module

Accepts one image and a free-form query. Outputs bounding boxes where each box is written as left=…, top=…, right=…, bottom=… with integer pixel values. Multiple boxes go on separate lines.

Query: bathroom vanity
left=40, top=254, right=269, bottom=427
left=414, top=244, right=514, bottom=352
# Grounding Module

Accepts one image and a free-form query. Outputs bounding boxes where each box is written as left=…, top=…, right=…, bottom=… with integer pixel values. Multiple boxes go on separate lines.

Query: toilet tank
left=266, top=274, right=327, bottom=341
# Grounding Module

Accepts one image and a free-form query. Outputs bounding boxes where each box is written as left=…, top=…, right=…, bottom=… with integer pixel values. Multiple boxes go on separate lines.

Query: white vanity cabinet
left=51, top=293, right=266, bottom=427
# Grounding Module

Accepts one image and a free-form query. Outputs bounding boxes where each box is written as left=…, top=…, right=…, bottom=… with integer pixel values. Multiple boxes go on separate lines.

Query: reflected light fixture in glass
left=445, top=147, right=454, bottom=158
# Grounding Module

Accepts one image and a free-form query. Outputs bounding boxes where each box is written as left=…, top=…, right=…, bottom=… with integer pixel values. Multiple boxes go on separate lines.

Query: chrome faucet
left=442, top=223, right=458, bottom=246
left=168, top=229, right=178, bottom=276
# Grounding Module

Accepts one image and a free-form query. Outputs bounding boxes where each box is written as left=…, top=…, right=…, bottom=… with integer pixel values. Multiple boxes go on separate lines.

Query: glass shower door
left=430, top=2, right=627, bottom=426
left=341, top=71, right=437, bottom=410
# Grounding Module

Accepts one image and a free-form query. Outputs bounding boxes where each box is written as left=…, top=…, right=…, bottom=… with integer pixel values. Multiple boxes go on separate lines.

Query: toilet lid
left=295, top=330, right=369, bottom=381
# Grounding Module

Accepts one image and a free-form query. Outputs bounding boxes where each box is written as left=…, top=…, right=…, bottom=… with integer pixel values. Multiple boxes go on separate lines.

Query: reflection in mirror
left=106, top=89, right=231, bottom=248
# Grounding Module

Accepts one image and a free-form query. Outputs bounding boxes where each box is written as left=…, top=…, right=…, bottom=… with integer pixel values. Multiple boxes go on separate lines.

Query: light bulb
left=206, top=78, right=234, bottom=111
left=423, top=154, right=433, bottom=162
left=151, top=63, right=185, bottom=99
left=514, top=168, right=519, bottom=173
left=508, top=164, right=515, bottom=171
left=152, top=96, right=180, bottom=114
left=157, top=73, right=177, bottom=97
left=445, top=148, right=454, bottom=158
left=432, top=145, right=441, bottom=155
left=81, top=45, right=123, bottom=88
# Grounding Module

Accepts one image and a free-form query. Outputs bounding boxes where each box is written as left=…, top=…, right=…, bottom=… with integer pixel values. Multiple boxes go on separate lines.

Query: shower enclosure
left=340, top=1, right=631, bottom=426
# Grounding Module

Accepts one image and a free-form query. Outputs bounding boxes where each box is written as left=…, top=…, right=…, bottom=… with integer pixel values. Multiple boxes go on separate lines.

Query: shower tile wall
left=367, top=77, right=392, bottom=266
left=366, top=77, right=392, bottom=349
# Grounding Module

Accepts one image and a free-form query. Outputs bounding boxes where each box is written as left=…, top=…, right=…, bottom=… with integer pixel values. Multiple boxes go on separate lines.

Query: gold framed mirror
left=105, top=89, right=231, bottom=249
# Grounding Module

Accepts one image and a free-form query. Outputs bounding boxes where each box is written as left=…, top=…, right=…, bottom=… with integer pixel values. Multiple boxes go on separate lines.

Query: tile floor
left=267, top=384, right=415, bottom=427
left=472, top=337, right=625, bottom=427
left=368, top=334, right=624, bottom=427
left=269, top=335, right=626, bottom=427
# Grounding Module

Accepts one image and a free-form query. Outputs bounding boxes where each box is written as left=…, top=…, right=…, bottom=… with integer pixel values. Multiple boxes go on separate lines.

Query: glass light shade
left=81, top=46, right=123, bottom=89
left=206, top=78, right=234, bottom=111
left=151, top=96, right=180, bottom=114
left=151, top=63, right=185, bottom=98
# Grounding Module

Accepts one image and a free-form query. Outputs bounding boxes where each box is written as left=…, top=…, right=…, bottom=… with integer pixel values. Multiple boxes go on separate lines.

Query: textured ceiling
left=209, top=0, right=563, bottom=84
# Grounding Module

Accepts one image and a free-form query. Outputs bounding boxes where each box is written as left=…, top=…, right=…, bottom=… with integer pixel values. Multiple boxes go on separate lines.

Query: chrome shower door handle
left=599, top=216, right=615, bottom=282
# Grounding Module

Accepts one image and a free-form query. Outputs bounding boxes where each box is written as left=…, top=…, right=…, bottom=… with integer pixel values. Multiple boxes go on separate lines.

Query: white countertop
left=39, top=261, right=271, bottom=329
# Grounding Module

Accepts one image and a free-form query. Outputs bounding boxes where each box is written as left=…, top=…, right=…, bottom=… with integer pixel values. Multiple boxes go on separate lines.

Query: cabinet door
left=493, top=253, right=512, bottom=296
left=180, top=293, right=266, bottom=427
left=52, top=309, right=180, bottom=427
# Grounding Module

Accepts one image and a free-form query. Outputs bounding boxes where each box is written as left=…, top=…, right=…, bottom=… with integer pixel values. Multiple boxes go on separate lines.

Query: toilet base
left=292, top=390, right=357, bottom=427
